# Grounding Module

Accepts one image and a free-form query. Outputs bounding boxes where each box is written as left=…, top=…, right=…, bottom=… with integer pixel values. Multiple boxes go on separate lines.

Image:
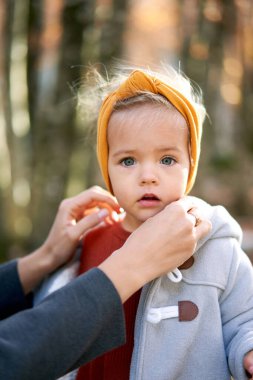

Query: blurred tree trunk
left=0, top=0, right=16, bottom=256
left=84, top=0, right=129, bottom=189
left=239, top=1, right=253, bottom=153
left=99, top=0, right=128, bottom=65
left=27, top=0, right=95, bottom=245
left=178, top=0, right=253, bottom=216
left=0, top=0, right=129, bottom=253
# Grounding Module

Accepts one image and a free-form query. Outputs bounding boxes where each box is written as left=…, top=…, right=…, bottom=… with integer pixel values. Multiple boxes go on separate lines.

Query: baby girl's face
left=107, top=103, right=190, bottom=232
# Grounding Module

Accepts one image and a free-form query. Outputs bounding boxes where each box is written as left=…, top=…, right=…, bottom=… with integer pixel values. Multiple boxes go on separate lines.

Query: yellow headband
left=97, top=70, right=202, bottom=194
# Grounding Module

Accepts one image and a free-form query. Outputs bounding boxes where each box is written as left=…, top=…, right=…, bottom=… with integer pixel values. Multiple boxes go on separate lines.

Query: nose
left=139, top=164, right=159, bottom=186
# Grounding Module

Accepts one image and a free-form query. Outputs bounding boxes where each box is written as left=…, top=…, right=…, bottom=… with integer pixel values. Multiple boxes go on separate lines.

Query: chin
left=138, top=209, right=161, bottom=222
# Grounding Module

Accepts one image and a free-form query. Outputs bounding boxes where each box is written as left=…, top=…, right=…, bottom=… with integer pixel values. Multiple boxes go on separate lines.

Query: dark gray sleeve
left=0, top=260, right=33, bottom=320
left=0, top=268, right=126, bottom=380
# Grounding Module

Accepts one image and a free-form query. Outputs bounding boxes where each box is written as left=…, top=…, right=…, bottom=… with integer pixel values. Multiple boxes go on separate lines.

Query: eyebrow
left=111, top=146, right=182, bottom=158
left=111, top=149, right=136, bottom=158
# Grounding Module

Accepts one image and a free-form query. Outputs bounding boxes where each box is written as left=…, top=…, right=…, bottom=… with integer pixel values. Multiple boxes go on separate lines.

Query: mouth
left=138, top=193, right=161, bottom=207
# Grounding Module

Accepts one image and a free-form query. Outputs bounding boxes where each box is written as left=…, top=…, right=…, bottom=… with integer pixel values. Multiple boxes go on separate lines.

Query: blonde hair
left=78, top=64, right=206, bottom=127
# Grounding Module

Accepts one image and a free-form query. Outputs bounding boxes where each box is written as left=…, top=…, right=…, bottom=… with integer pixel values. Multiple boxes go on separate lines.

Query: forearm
left=99, top=248, right=145, bottom=303
left=0, top=268, right=125, bottom=380
left=17, top=244, right=61, bottom=295
left=0, top=261, right=33, bottom=319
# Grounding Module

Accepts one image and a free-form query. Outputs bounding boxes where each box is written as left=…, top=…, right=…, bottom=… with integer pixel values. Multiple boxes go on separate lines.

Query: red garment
left=76, top=222, right=141, bottom=380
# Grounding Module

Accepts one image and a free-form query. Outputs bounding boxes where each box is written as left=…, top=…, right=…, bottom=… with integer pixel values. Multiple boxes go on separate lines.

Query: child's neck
left=121, top=213, right=142, bottom=233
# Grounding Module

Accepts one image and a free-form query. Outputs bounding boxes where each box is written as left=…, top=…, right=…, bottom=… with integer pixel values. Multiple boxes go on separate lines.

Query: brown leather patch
left=178, top=301, right=199, bottom=321
left=178, top=256, right=194, bottom=270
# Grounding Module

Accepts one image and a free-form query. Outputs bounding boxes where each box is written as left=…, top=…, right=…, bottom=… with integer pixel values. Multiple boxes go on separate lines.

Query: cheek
left=110, top=181, right=123, bottom=198
left=177, top=169, right=190, bottom=196
left=108, top=164, right=126, bottom=197
left=180, top=167, right=190, bottom=192
left=111, top=186, right=129, bottom=210
left=165, top=167, right=189, bottom=196
left=183, top=166, right=190, bottom=181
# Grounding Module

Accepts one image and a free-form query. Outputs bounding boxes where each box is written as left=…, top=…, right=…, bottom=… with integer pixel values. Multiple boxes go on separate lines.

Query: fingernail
left=112, top=211, right=119, bottom=222
left=98, top=208, right=109, bottom=220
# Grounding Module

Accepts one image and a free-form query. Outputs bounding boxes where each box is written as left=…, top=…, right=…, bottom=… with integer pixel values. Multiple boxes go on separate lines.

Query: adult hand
left=99, top=197, right=211, bottom=302
left=18, top=186, right=120, bottom=294
left=42, top=186, right=120, bottom=267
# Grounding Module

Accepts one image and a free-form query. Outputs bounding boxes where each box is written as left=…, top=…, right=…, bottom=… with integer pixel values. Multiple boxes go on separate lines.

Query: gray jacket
left=130, top=198, right=253, bottom=380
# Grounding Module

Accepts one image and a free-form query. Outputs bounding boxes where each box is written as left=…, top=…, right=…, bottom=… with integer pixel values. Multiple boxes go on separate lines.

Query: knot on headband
left=97, top=70, right=202, bottom=194
left=117, top=70, right=159, bottom=98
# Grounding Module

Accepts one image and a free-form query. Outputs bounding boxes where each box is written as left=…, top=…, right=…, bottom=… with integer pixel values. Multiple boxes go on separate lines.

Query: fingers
left=167, top=198, right=212, bottom=241
left=186, top=203, right=212, bottom=238
left=72, top=208, right=109, bottom=241
left=172, top=196, right=197, bottom=213
left=77, top=186, right=119, bottom=210
left=187, top=207, right=202, bottom=228
left=195, top=219, right=212, bottom=240
left=187, top=212, right=199, bottom=227
left=53, top=186, right=121, bottom=245
left=59, top=186, right=120, bottom=220
left=168, top=199, right=202, bottom=226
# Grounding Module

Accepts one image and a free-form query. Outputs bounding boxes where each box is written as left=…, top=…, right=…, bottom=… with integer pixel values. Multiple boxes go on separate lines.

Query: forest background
left=0, top=0, right=253, bottom=262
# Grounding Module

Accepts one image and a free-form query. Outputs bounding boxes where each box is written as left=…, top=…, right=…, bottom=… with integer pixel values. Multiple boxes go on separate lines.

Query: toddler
left=64, top=66, right=253, bottom=379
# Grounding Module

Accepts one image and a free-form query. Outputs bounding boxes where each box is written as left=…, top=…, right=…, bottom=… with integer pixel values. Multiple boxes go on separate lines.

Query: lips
left=140, top=193, right=160, bottom=201
left=138, top=193, right=161, bottom=207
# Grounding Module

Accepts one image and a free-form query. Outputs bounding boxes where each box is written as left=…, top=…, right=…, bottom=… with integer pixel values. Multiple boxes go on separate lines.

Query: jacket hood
left=189, top=196, right=242, bottom=252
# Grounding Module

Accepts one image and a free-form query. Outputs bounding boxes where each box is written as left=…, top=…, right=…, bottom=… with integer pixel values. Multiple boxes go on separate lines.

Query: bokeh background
left=0, top=0, right=252, bottom=262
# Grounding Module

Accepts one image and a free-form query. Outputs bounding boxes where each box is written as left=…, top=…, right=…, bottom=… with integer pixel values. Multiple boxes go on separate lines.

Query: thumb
left=73, top=208, right=109, bottom=240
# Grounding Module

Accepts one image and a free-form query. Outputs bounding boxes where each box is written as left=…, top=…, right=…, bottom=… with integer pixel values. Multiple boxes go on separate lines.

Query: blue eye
left=161, top=156, right=174, bottom=165
left=121, top=157, right=135, bottom=166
